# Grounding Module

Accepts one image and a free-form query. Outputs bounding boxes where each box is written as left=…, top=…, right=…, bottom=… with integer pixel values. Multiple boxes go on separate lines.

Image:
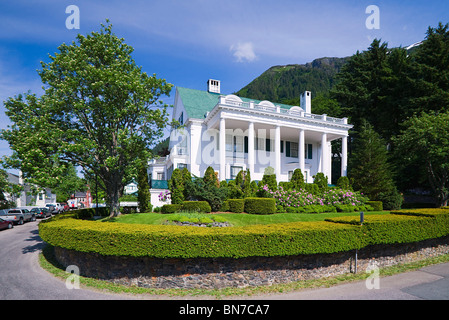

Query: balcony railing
left=219, top=96, right=348, bottom=125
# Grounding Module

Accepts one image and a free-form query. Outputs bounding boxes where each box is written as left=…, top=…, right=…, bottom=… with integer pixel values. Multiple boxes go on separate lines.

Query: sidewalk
left=249, top=262, right=449, bottom=300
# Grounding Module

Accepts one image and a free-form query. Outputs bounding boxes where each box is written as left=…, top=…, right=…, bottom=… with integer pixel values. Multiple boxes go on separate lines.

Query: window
left=231, top=166, right=243, bottom=179
left=178, top=137, right=187, bottom=155
left=157, top=172, right=165, bottom=180
left=290, top=142, right=299, bottom=158
left=255, top=137, right=265, bottom=151
left=234, top=135, right=244, bottom=153
left=226, top=134, right=233, bottom=152
left=177, top=163, right=187, bottom=169
left=178, top=112, right=184, bottom=125
left=305, top=144, right=313, bottom=159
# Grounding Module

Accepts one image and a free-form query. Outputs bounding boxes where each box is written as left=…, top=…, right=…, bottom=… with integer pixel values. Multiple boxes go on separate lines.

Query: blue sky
left=0, top=0, right=448, bottom=166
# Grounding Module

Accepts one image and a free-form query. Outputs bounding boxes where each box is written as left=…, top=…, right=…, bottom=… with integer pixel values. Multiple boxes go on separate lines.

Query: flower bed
left=265, top=185, right=370, bottom=212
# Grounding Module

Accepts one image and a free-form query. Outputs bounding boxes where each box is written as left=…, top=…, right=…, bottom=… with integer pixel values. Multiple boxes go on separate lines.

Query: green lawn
left=107, top=211, right=389, bottom=227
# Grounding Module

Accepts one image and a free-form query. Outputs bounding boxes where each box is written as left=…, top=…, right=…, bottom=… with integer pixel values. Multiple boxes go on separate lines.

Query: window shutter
left=286, top=141, right=291, bottom=157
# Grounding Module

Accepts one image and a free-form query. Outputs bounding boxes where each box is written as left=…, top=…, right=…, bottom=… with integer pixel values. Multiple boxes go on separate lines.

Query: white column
left=275, top=125, right=281, bottom=179
left=299, top=129, right=305, bottom=174
left=321, top=132, right=327, bottom=175
left=341, top=135, right=348, bottom=177
left=248, top=121, right=255, bottom=175
left=219, top=117, right=226, bottom=181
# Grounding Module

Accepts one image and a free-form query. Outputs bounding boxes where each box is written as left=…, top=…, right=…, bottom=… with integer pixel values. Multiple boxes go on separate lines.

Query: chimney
left=207, top=79, right=220, bottom=94
left=300, top=91, right=311, bottom=114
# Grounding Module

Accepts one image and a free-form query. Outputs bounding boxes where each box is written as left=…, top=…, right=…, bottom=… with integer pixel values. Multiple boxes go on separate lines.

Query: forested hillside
left=235, top=57, right=349, bottom=104
left=235, top=22, right=449, bottom=207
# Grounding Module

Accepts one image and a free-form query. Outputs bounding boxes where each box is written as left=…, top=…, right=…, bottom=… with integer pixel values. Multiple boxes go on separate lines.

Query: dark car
left=0, top=217, right=13, bottom=230
left=31, top=207, right=51, bottom=219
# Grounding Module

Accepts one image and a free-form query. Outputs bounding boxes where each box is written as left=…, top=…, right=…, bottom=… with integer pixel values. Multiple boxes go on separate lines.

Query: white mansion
left=148, top=79, right=352, bottom=206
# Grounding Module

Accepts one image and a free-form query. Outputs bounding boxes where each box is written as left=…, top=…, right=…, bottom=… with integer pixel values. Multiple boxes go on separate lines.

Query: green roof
left=176, top=87, right=299, bottom=120
left=176, top=87, right=221, bottom=119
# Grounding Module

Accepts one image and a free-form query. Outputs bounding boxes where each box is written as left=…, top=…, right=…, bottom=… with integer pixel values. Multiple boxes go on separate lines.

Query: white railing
left=221, top=97, right=347, bottom=125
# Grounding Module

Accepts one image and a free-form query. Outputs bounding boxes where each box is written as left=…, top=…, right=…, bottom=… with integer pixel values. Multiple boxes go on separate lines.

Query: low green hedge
left=326, top=209, right=449, bottom=245
left=39, top=218, right=363, bottom=258
left=69, top=207, right=109, bottom=219
left=181, top=201, right=211, bottom=213
left=227, top=199, right=245, bottom=213
left=367, top=201, right=383, bottom=211
left=38, top=208, right=449, bottom=259
left=161, top=204, right=182, bottom=214
left=244, top=197, right=276, bottom=214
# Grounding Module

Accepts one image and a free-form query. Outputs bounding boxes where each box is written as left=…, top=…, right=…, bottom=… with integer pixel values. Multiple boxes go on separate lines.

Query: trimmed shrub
left=71, top=207, right=109, bottom=219
left=161, top=204, right=182, bottom=214
left=367, top=201, right=383, bottom=211
left=181, top=201, right=211, bottom=213
left=227, top=199, right=245, bottom=213
left=244, top=197, right=276, bottom=214
left=39, top=209, right=449, bottom=259
left=219, top=200, right=230, bottom=212
left=39, top=218, right=364, bottom=258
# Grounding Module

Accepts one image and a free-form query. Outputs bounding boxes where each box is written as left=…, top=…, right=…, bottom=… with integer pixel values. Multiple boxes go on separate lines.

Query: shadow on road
left=22, top=227, right=45, bottom=254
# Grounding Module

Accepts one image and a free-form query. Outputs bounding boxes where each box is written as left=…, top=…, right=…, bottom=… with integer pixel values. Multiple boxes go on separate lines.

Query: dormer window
left=207, top=79, right=220, bottom=93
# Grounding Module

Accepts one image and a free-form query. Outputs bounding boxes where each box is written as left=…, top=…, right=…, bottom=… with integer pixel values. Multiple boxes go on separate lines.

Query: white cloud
left=230, top=42, right=257, bottom=63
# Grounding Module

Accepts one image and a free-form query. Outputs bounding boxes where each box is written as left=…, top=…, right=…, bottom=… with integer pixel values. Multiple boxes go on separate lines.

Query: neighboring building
left=6, top=172, right=56, bottom=208
left=149, top=79, right=353, bottom=207
left=124, top=181, right=138, bottom=195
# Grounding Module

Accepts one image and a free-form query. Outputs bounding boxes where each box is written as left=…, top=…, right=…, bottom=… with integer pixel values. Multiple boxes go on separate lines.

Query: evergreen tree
left=290, top=169, right=305, bottom=191
left=168, top=168, right=185, bottom=204
left=137, top=155, right=151, bottom=212
left=332, top=39, right=391, bottom=135
left=348, top=122, right=402, bottom=209
left=408, top=22, right=449, bottom=115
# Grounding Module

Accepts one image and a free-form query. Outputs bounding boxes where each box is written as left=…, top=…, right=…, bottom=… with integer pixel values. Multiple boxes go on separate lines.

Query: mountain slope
left=235, top=57, right=349, bottom=103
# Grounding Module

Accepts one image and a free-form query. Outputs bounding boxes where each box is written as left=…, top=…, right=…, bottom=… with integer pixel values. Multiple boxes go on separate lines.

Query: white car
left=46, top=203, right=63, bottom=214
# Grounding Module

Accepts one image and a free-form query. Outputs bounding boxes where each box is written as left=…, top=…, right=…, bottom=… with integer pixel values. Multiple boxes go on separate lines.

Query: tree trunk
left=107, top=173, right=123, bottom=218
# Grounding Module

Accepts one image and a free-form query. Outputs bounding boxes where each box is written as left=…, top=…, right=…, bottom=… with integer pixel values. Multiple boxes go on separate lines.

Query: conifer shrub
left=227, top=199, right=245, bottom=213
left=161, top=204, right=182, bottom=214
left=181, top=201, right=211, bottom=213
left=244, top=197, right=276, bottom=214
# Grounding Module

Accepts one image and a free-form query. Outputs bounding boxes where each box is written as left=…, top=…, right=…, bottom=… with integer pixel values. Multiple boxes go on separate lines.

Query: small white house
left=149, top=79, right=353, bottom=207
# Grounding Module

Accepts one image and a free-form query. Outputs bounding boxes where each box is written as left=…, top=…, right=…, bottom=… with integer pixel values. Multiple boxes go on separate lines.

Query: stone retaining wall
left=53, top=236, right=449, bottom=289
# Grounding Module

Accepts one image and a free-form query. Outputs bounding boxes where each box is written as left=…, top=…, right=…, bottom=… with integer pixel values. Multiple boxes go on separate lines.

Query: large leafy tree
left=394, top=112, right=449, bottom=207
left=1, top=22, right=172, bottom=216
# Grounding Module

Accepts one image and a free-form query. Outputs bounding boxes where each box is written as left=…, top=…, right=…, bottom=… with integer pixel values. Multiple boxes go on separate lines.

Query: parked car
left=31, top=207, right=51, bottom=219
left=45, top=204, right=57, bottom=214
left=0, top=217, right=13, bottom=230
left=60, top=203, right=68, bottom=212
left=0, top=208, right=36, bottom=225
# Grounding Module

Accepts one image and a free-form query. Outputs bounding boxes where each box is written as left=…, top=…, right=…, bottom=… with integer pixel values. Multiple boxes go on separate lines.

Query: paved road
left=0, top=219, right=132, bottom=300
left=1, top=219, right=448, bottom=300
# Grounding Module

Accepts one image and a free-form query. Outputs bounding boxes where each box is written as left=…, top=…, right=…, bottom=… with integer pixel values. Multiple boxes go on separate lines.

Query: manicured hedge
left=181, top=201, right=211, bottom=213
left=38, top=208, right=449, bottom=259
left=39, top=218, right=363, bottom=258
left=325, top=209, right=449, bottom=246
left=367, top=201, right=383, bottom=211
left=244, top=197, right=276, bottom=214
left=227, top=199, right=245, bottom=213
left=161, top=204, right=182, bottom=214
left=70, top=207, right=109, bottom=219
